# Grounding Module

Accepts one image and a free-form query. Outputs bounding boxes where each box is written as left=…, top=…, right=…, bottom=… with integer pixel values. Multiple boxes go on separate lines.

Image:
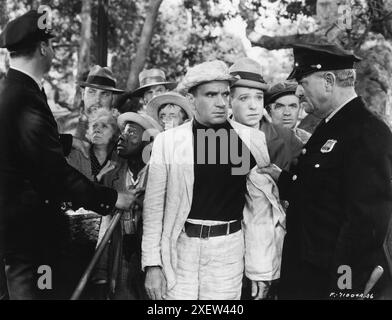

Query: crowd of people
left=0, top=9, right=392, bottom=300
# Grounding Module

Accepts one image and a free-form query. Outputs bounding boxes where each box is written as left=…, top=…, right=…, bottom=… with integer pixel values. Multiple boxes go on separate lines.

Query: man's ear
left=323, top=72, right=335, bottom=92
left=39, top=41, right=48, bottom=56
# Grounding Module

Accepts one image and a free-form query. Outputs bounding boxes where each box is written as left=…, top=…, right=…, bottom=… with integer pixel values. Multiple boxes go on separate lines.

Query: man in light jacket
left=142, top=60, right=285, bottom=300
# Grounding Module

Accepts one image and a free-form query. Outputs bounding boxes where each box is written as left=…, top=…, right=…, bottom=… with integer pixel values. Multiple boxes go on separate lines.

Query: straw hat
left=146, top=92, right=193, bottom=123
left=176, top=60, right=236, bottom=94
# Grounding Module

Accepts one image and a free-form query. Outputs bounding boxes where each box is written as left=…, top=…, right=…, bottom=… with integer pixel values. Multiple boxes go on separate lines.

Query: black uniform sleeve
left=289, top=129, right=304, bottom=161
left=277, top=169, right=295, bottom=201
left=333, top=120, right=392, bottom=290
left=59, top=133, right=73, bottom=156
left=17, top=103, right=118, bottom=215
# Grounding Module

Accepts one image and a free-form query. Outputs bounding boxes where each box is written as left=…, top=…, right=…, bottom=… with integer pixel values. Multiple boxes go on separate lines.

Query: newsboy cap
left=287, top=43, right=362, bottom=81
left=265, top=81, right=298, bottom=106
left=229, top=57, right=269, bottom=91
left=176, top=60, right=236, bottom=94
left=0, top=10, right=55, bottom=52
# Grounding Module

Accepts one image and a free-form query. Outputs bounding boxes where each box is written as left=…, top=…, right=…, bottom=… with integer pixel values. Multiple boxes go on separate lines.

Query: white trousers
left=166, top=220, right=244, bottom=300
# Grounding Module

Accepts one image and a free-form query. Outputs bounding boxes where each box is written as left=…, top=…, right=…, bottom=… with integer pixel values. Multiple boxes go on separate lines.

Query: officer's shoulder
left=357, top=107, right=392, bottom=151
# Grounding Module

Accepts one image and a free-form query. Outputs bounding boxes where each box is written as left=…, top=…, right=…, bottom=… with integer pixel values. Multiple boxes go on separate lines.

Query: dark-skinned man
left=92, top=112, right=162, bottom=300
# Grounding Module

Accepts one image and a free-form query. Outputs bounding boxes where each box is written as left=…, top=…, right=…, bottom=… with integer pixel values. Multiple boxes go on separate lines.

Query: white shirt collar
left=325, top=94, right=357, bottom=123
left=10, top=66, right=43, bottom=90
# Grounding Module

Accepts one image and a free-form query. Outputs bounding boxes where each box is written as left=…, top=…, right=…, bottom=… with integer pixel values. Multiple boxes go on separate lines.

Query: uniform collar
left=9, top=66, right=43, bottom=90
left=325, top=94, right=357, bottom=123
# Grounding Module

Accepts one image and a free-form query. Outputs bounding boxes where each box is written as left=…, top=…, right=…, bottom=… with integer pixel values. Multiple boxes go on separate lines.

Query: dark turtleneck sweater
left=188, top=120, right=256, bottom=222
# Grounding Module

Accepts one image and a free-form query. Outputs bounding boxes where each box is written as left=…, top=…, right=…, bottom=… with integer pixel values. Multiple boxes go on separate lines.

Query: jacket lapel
left=229, top=119, right=270, bottom=167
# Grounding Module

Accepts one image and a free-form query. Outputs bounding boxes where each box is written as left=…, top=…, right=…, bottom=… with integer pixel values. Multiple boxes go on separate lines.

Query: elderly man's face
left=158, top=104, right=186, bottom=130
left=143, top=84, right=167, bottom=105
left=87, top=116, right=115, bottom=146
left=269, top=94, right=300, bottom=129
left=117, top=122, right=145, bottom=158
left=191, top=81, right=230, bottom=127
left=296, top=72, right=331, bottom=118
left=83, top=87, right=113, bottom=119
left=230, top=86, right=264, bottom=128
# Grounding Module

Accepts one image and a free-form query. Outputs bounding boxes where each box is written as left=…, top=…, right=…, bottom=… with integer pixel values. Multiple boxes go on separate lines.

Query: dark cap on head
left=265, top=81, right=298, bottom=106
left=287, top=43, right=362, bottom=81
left=0, top=10, right=55, bottom=52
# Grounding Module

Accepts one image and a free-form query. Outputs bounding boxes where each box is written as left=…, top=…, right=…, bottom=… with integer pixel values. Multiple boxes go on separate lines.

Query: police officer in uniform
left=0, top=10, right=135, bottom=299
left=260, top=43, right=392, bottom=299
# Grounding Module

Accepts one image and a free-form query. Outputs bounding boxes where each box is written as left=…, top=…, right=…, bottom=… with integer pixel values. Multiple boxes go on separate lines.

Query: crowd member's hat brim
left=230, top=76, right=269, bottom=91
left=287, top=42, right=362, bottom=81
left=79, top=81, right=125, bottom=94
left=0, top=10, right=55, bottom=52
left=78, top=65, right=125, bottom=94
left=131, top=81, right=177, bottom=98
left=229, top=57, right=269, bottom=91
left=117, top=112, right=163, bottom=133
left=146, top=92, right=193, bottom=123
left=265, top=81, right=297, bottom=105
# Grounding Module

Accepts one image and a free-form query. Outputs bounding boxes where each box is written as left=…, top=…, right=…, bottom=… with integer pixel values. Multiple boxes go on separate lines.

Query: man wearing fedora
left=229, top=58, right=304, bottom=172
left=142, top=60, right=285, bottom=300
left=0, top=10, right=136, bottom=299
left=131, top=68, right=176, bottom=108
left=146, top=91, right=193, bottom=131
left=76, top=65, right=125, bottom=140
left=92, top=112, right=162, bottom=300
left=260, top=43, right=392, bottom=299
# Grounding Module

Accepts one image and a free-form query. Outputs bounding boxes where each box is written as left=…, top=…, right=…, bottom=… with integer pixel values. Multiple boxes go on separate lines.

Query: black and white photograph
left=0, top=0, right=392, bottom=309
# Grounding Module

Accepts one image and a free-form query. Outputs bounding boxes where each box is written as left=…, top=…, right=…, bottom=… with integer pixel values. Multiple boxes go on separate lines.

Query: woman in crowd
left=67, top=109, right=120, bottom=182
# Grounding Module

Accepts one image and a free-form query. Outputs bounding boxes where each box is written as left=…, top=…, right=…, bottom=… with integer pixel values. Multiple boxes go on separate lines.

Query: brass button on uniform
left=302, top=148, right=307, bottom=155
left=292, top=175, right=298, bottom=181
left=315, top=164, right=320, bottom=168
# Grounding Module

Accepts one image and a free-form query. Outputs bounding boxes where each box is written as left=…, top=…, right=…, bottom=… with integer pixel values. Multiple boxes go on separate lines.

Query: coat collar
left=6, top=68, right=42, bottom=92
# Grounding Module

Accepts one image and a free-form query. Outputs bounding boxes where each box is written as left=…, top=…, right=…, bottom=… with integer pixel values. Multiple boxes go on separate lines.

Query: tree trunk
left=73, top=0, right=92, bottom=109
left=96, top=0, right=109, bottom=67
left=126, top=0, right=163, bottom=91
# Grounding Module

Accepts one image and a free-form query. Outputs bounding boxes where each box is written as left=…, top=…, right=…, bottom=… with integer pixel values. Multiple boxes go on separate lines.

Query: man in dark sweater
left=142, top=60, right=278, bottom=300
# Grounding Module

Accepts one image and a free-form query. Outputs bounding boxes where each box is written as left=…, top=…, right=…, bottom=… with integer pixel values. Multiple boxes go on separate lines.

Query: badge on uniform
left=321, top=139, right=337, bottom=153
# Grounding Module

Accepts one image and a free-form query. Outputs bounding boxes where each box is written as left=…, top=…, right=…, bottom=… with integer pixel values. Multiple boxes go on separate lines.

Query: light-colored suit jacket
left=142, top=119, right=286, bottom=290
